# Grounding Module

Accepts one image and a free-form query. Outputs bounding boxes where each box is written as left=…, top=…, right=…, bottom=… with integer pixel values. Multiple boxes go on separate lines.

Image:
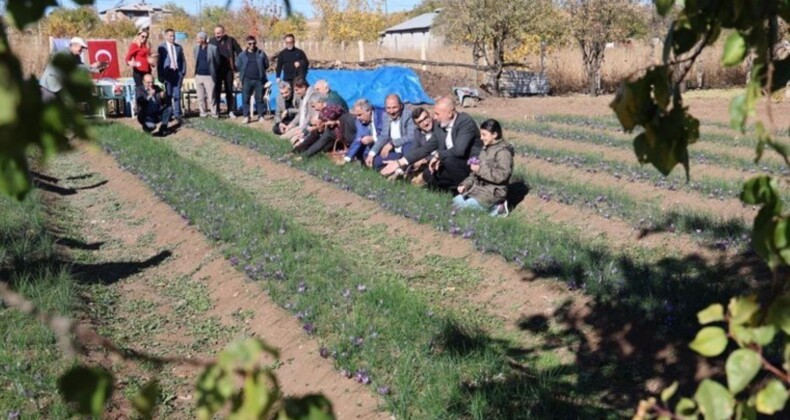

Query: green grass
left=0, top=192, right=75, bottom=418
left=97, top=123, right=607, bottom=419
left=536, top=114, right=790, bottom=149
left=189, top=118, right=756, bottom=331
left=487, top=116, right=789, bottom=176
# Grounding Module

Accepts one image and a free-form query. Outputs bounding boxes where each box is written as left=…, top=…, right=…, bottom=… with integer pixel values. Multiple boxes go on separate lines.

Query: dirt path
left=46, top=145, right=386, bottom=419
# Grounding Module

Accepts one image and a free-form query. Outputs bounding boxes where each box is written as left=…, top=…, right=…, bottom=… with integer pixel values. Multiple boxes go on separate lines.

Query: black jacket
left=403, top=126, right=437, bottom=164
left=209, top=36, right=242, bottom=72
left=275, top=47, right=309, bottom=81
left=405, top=113, right=481, bottom=163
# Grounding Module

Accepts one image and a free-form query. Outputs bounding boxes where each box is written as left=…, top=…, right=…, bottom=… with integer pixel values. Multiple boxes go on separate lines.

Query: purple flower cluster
left=467, top=157, right=481, bottom=166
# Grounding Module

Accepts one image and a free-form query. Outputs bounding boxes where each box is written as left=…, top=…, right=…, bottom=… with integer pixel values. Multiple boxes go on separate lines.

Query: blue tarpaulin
left=264, top=66, right=434, bottom=109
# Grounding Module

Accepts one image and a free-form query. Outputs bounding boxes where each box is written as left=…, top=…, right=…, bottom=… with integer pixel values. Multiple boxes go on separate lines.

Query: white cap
left=70, top=37, right=88, bottom=49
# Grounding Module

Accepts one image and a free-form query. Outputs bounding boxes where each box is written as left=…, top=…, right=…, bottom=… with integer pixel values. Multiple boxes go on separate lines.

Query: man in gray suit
left=39, top=37, right=104, bottom=102
left=365, top=94, right=416, bottom=170
left=380, top=97, right=481, bottom=191
left=193, top=32, right=220, bottom=117
left=157, top=28, right=186, bottom=123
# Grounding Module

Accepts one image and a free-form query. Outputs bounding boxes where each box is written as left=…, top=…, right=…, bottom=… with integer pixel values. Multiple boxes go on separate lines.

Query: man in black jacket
left=210, top=25, right=242, bottom=118
left=136, top=74, right=173, bottom=136
left=275, top=34, right=308, bottom=88
left=380, top=97, right=481, bottom=191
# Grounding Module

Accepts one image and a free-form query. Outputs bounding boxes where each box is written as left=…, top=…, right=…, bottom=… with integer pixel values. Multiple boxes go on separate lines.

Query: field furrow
left=98, top=122, right=610, bottom=418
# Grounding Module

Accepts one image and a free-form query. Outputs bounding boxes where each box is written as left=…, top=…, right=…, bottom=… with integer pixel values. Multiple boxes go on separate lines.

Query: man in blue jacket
left=157, top=28, right=186, bottom=123
left=235, top=35, right=270, bottom=124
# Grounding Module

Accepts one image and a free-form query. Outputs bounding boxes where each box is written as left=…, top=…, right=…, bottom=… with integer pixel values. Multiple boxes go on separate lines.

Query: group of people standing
left=123, top=26, right=308, bottom=135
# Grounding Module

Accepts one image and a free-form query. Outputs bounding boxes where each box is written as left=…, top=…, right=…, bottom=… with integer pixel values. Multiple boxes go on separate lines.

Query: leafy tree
left=162, top=2, right=190, bottom=18
left=270, top=12, right=308, bottom=40
left=611, top=0, right=790, bottom=417
left=159, top=13, right=195, bottom=33
left=42, top=6, right=100, bottom=37
left=311, top=0, right=388, bottom=43
left=564, top=0, right=646, bottom=96
left=91, top=19, right=138, bottom=39
left=198, top=5, right=232, bottom=28
left=435, top=0, right=559, bottom=95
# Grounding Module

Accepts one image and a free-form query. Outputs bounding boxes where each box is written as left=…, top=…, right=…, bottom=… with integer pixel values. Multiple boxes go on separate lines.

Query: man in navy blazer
left=157, top=28, right=187, bottom=122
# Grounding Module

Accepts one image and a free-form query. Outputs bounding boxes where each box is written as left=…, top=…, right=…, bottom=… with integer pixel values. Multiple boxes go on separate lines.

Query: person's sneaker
left=490, top=202, right=510, bottom=217
left=199, top=112, right=208, bottom=118
left=228, top=111, right=237, bottom=119
left=241, top=116, right=250, bottom=124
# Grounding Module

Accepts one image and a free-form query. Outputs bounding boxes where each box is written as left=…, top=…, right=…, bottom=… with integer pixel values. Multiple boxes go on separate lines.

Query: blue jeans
left=345, top=139, right=372, bottom=161
left=453, top=195, right=503, bottom=216
left=372, top=141, right=413, bottom=169
left=242, top=78, right=265, bottom=118
left=162, top=69, right=182, bottom=118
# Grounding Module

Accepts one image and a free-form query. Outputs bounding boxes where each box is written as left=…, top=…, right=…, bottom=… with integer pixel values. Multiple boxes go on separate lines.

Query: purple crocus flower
left=377, top=386, right=390, bottom=395
left=355, top=369, right=371, bottom=384
left=319, top=347, right=330, bottom=358
left=297, top=281, right=307, bottom=293
left=302, top=323, right=315, bottom=334
left=340, top=369, right=352, bottom=378
left=228, top=256, right=239, bottom=266
left=341, top=288, right=352, bottom=298
left=467, top=156, right=481, bottom=166
left=356, top=284, right=367, bottom=293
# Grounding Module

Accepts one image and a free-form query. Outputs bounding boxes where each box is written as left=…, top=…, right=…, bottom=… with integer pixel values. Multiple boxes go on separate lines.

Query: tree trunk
left=492, top=37, right=505, bottom=96
left=581, top=40, right=604, bottom=97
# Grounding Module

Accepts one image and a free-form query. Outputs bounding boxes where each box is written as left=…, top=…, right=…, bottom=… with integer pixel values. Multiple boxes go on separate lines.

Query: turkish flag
left=87, top=39, right=120, bottom=79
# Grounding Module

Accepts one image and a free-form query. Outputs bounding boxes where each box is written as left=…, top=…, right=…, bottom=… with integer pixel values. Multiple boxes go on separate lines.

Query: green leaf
left=6, top=0, right=57, bottom=29
left=725, top=349, right=761, bottom=394
left=698, top=304, right=725, bottom=324
left=662, top=381, right=679, bottom=403
left=740, top=176, right=778, bottom=206
left=689, top=326, right=728, bottom=357
left=722, top=32, right=747, bottom=67
left=728, top=295, right=759, bottom=325
left=230, top=371, right=275, bottom=419
left=131, top=380, right=159, bottom=419
left=735, top=400, right=758, bottom=420
left=694, top=379, right=735, bottom=420
left=655, top=0, right=675, bottom=16
left=774, top=216, right=790, bottom=266
left=675, top=397, right=697, bottom=418
left=57, top=366, right=114, bottom=417
left=756, top=380, right=788, bottom=414
left=278, top=394, right=335, bottom=420
left=196, top=364, right=233, bottom=420
left=767, top=294, right=790, bottom=335
left=218, top=338, right=279, bottom=371
left=0, top=152, right=32, bottom=200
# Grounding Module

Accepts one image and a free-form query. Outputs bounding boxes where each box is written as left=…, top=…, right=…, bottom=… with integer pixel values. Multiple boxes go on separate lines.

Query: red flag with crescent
left=87, top=39, right=120, bottom=79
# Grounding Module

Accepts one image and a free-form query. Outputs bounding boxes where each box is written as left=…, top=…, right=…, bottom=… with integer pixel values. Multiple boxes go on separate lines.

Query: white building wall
left=380, top=30, right=442, bottom=51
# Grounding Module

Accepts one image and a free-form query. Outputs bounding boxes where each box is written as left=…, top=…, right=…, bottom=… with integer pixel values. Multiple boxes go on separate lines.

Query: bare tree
left=436, top=0, right=558, bottom=95
left=565, top=0, right=644, bottom=96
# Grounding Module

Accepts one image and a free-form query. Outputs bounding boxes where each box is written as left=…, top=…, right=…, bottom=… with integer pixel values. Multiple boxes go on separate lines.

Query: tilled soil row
left=62, top=144, right=386, bottom=419
left=535, top=121, right=788, bottom=170
left=235, top=119, right=743, bottom=260
left=166, top=124, right=578, bottom=334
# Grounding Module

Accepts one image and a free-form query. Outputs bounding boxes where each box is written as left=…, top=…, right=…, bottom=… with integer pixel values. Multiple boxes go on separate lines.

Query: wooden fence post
left=420, top=40, right=427, bottom=71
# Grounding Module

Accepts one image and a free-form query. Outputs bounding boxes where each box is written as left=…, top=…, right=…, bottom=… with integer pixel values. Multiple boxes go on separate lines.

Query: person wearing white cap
left=39, top=37, right=105, bottom=102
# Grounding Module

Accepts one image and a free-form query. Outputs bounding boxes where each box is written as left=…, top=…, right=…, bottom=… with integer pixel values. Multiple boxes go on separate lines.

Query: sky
left=60, top=0, right=425, bottom=19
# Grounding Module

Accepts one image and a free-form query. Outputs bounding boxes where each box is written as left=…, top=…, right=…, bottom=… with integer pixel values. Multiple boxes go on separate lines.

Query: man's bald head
left=314, top=80, right=329, bottom=94
left=433, top=96, right=456, bottom=127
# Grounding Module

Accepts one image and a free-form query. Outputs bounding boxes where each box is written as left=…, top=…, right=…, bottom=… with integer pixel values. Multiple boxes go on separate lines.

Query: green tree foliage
left=435, top=0, right=560, bottom=95
left=564, top=0, right=646, bottom=96
left=90, top=19, right=138, bottom=39
left=270, top=12, right=308, bottom=40
left=311, top=0, right=388, bottom=42
left=611, top=0, right=790, bottom=417
left=42, top=6, right=100, bottom=37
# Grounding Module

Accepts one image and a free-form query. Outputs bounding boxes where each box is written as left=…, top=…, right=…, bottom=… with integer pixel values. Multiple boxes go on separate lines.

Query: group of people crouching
left=273, top=77, right=515, bottom=215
